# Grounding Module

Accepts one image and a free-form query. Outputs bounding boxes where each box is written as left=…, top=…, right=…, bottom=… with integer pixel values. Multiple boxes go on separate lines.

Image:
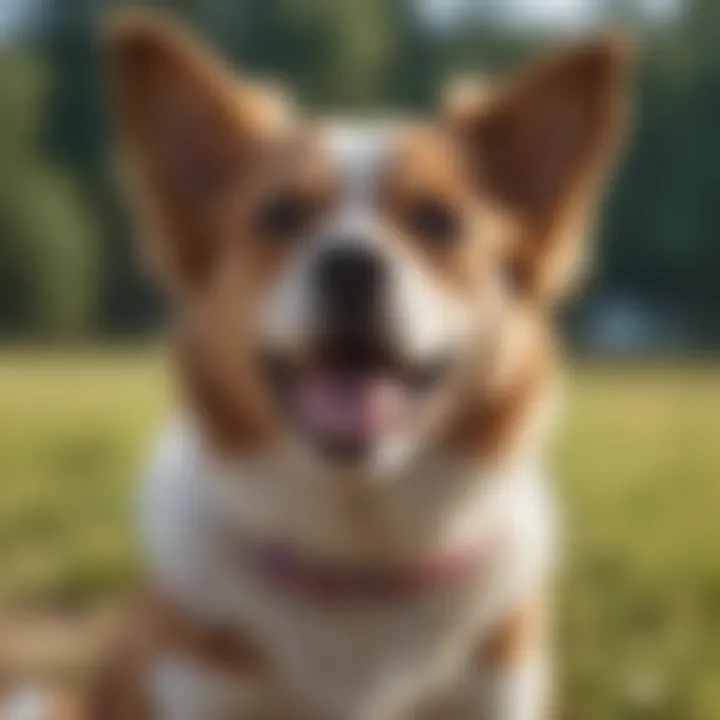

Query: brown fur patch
left=164, top=128, right=337, bottom=453
left=444, top=306, right=554, bottom=459
left=87, top=588, right=270, bottom=719
left=173, top=332, right=278, bottom=454
left=474, top=592, right=547, bottom=669
left=144, top=591, right=269, bottom=676
left=381, top=125, right=505, bottom=297
left=48, top=694, right=87, bottom=720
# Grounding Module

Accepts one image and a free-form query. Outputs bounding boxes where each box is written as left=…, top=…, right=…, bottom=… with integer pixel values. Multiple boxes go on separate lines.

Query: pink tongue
left=297, top=374, right=405, bottom=445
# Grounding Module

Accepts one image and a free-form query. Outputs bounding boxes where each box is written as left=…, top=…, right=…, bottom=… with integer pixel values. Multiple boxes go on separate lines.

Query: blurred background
left=0, top=1, right=718, bottom=718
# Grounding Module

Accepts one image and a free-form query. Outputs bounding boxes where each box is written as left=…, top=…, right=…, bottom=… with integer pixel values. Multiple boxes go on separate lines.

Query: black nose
left=315, top=244, right=387, bottom=325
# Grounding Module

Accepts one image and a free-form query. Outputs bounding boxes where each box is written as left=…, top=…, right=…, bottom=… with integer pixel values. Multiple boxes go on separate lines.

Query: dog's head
left=108, top=14, right=630, bottom=472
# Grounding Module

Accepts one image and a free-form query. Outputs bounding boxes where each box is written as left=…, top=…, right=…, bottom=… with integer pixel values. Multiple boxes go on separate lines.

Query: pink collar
left=246, top=533, right=502, bottom=605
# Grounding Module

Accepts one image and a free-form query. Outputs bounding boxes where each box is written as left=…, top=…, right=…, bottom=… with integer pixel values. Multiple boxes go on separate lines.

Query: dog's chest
left=235, top=559, right=513, bottom=718
left=152, top=574, right=510, bottom=720
left=143, top=422, right=553, bottom=718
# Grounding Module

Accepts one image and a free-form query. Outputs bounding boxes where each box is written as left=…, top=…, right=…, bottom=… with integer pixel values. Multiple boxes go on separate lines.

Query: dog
left=11, top=11, right=631, bottom=719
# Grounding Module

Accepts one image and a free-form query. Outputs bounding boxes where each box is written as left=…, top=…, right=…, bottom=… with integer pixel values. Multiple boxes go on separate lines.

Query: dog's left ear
left=106, top=11, right=293, bottom=286
left=447, top=35, right=632, bottom=301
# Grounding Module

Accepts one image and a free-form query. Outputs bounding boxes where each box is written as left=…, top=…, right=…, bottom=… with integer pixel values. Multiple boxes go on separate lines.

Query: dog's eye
left=255, top=191, right=312, bottom=242
left=407, top=198, right=461, bottom=246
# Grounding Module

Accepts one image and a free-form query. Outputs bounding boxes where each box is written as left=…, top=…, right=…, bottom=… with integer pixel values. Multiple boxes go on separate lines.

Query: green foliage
left=6, top=171, right=100, bottom=339
left=0, top=52, right=100, bottom=339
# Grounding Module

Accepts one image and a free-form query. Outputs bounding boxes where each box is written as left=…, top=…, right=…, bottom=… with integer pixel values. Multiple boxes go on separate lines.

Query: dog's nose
left=315, top=244, right=387, bottom=323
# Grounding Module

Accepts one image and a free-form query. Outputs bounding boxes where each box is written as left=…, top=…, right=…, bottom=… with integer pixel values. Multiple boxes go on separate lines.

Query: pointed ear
left=448, top=35, right=632, bottom=300
left=106, top=12, right=291, bottom=284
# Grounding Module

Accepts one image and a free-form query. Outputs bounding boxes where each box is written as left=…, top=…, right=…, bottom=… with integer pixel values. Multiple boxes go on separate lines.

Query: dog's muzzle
left=262, top=241, right=452, bottom=462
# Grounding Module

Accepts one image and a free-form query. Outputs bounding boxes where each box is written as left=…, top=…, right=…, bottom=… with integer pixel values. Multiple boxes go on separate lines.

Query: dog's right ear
left=446, top=35, right=631, bottom=302
left=107, top=12, right=291, bottom=285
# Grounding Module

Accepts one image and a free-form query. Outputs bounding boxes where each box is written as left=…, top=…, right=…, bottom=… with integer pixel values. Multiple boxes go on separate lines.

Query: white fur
left=489, top=655, right=549, bottom=720
left=151, top=655, right=275, bottom=720
left=141, top=415, right=555, bottom=719
left=425, top=654, right=549, bottom=719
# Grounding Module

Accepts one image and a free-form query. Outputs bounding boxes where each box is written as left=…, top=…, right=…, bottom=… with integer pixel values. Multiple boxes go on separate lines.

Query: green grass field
left=1, top=352, right=719, bottom=718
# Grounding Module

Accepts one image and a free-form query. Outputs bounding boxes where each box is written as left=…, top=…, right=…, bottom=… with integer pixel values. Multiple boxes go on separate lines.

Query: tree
left=0, top=50, right=99, bottom=339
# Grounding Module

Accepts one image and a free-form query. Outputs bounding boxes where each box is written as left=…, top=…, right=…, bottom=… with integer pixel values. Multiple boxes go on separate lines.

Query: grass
left=1, top=351, right=719, bottom=718
left=0, top=349, right=169, bottom=609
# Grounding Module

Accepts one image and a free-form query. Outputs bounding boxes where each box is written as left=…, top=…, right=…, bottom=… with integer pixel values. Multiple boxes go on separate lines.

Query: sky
left=0, top=0, right=39, bottom=44
left=418, top=0, right=682, bottom=32
left=0, top=0, right=684, bottom=46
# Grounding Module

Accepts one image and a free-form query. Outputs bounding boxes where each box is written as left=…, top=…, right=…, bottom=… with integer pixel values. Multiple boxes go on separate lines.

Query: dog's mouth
left=262, top=339, right=450, bottom=460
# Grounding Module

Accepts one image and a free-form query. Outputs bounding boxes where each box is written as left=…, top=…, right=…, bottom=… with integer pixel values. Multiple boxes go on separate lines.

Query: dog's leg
left=413, top=595, right=549, bottom=720
left=473, top=651, right=549, bottom=720
left=436, top=594, right=549, bottom=720
left=472, top=594, right=550, bottom=720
